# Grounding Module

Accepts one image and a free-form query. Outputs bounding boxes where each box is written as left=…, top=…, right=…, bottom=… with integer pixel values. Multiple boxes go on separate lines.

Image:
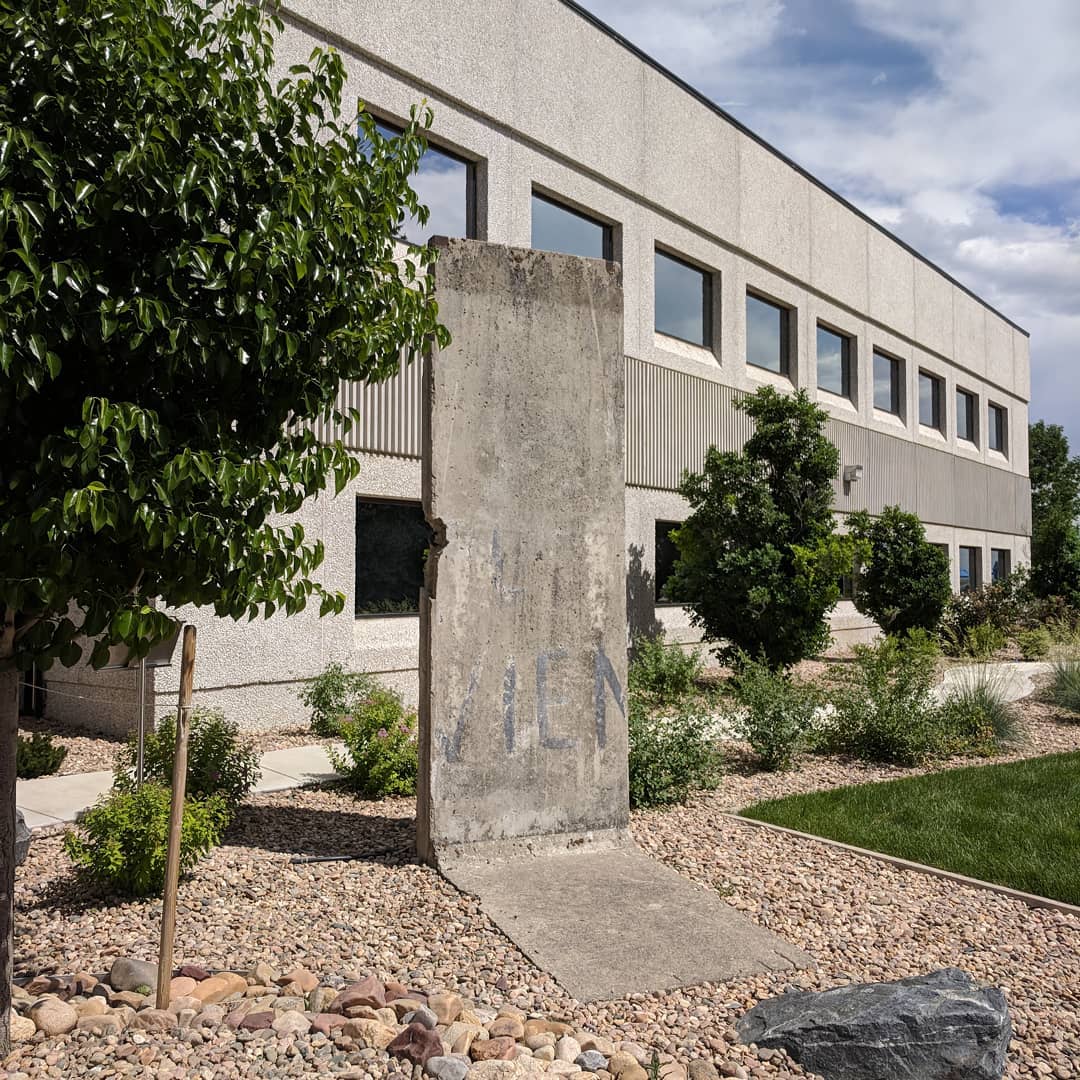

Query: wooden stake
left=155, top=624, right=195, bottom=1009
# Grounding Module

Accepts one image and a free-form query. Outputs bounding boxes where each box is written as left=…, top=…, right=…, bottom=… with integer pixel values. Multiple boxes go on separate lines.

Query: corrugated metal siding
left=624, top=356, right=1029, bottom=535
left=625, top=356, right=752, bottom=489
left=317, top=354, right=1028, bottom=534
left=314, top=360, right=424, bottom=458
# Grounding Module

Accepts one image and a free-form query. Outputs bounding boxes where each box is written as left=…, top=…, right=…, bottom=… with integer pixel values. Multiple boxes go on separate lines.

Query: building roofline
left=558, top=0, right=1030, bottom=338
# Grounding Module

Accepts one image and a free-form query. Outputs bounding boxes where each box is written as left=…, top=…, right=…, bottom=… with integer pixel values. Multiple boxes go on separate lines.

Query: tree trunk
left=0, top=611, right=17, bottom=1058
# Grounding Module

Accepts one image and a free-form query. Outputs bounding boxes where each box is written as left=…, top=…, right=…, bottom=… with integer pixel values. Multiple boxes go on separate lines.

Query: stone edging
left=725, top=813, right=1080, bottom=918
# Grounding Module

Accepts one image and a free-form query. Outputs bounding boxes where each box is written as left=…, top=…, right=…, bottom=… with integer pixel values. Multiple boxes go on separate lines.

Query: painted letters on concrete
left=417, top=240, right=627, bottom=862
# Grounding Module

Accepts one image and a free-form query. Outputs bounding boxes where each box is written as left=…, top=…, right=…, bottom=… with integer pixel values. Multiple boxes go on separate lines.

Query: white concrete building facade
left=47, top=0, right=1031, bottom=731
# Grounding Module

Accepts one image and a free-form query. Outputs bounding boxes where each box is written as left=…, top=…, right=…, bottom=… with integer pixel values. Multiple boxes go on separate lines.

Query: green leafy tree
left=0, top=0, right=447, bottom=1051
left=668, top=387, right=853, bottom=669
left=849, top=505, right=951, bottom=635
left=1029, top=421, right=1080, bottom=604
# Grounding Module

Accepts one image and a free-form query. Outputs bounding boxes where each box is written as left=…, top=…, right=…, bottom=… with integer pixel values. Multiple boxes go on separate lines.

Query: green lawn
left=740, top=752, right=1080, bottom=905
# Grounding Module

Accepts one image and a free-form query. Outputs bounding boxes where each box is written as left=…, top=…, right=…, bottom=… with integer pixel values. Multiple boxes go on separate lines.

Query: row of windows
left=382, top=124, right=1010, bottom=456
left=354, top=502, right=1015, bottom=616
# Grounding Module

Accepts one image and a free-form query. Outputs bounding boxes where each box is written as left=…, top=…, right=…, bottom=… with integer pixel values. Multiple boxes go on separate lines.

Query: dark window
left=838, top=574, right=857, bottom=601
left=988, top=403, right=1007, bottom=453
left=957, top=389, right=977, bottom=442
left=817, top=324, right=852, bottom=398
left=746, top=293, right=790, bottom=374
left=654, top=250, right=711, bottom=347
left=991, top=548, right=1011, bottom=583
left=355, top=499, right=430, bottom=616
left=919, top=370, right=943, bottom=431
left=959, top=546, right=980, bottom=593
left=531, top=192, right=612, bottom=260
left=654, top=521, right=681, bottom=605
left=873, top=350, right=901, bottom=414
left=372, top=122, right=474, bottom=245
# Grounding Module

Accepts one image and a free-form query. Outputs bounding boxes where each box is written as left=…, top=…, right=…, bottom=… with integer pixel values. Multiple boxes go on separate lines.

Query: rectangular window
left=531, top=192, right=612, bottom=260
left=355, top=499, right=430, bottom=616
left=957, top=389, right=977, bottom=443
left=988, top=403, right=1008, bottom=453
left=654, top=521, right=681, bottom=605
left=838, top=574, right=857, bottom=601
left=817, top=324, right=852, bottom=399
left=959, top=546, right=981, bottom=593
left=373, top=122, right=475, bottom=245
left=991, top=548, right=1011, bottom=583
left=873, top=350, right=901, bottom=415
left=654, top=250, right=711, bottom=347
left=746, top=293, right=790, bottom=375
left=918, top=370, right=943, bottom=431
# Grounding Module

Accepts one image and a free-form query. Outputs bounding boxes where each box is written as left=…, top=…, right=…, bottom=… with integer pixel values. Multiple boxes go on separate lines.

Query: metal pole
left=136, top=657, right=146, bottom=787
left=156, top=625, right=195, bottom=1010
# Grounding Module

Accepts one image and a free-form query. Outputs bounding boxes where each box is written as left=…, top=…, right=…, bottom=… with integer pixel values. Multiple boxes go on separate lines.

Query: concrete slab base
left=442, top=841, right=812, bottom=1002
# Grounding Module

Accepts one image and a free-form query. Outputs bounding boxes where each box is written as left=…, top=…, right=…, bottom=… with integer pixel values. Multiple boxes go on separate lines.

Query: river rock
left=109, top=958, right=158, bottom=993
left=388, top=1021, right=444, bottom=1066
left=10, top=1010, right=37, bottom=1043
left=736, top=968, right=1011, bottom=1080
left=272, top=1010, right=311, bottom=1037
left=15, top=810, right=30, bottom=866
left=424, top=1053, right=471, bottom=1080
left=29, top=998, right=78, bottom=1036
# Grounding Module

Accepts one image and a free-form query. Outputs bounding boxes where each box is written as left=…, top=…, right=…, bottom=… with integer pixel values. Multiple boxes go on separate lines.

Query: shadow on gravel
left=224, top=801, right=416, bottom=863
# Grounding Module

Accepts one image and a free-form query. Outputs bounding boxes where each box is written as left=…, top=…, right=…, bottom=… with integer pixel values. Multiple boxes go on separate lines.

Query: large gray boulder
left=737, top=968, right=1010, bottom=1080
left=15, top=809, right=31, bottom=866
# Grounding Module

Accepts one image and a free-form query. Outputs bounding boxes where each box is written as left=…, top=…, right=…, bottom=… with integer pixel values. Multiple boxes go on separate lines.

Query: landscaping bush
left=63, top=784, right=228, bottom=897
left=114, top=707, right=259, bottom=814
left=628, top=635, right=703, bottom=705
left=298, top=661, right=382, bottom=736
left=1017, top=627, right=1053, bottom=660
left=1046, top=660, right=1080, bottom=715
left=939, top=668, right=1020, bottom=755
left=939, top=571, right=1033, bottom=653
left=16, top=732, right=67, bottom=778
left=824, top=635, right=946, bottom=765
left=329, top=685, right=418, bottom=799
left=730, top=655, right=819, bottom=771
left=627, top=699, right=723, bottom=808
left=958, top=622, right=1009, bottom=661
left=669, top=386, right=855, bottom=669
left=848, top=506, right=951, bottom=634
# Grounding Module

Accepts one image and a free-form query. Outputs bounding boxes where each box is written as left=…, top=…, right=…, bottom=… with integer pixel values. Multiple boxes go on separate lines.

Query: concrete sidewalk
left=16, top=743, right=341, bottom=830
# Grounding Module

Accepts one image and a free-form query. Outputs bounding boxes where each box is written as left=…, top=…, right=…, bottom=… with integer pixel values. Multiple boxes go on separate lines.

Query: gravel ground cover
left=7, top=694, right=1080, bottom=1080
left=15, top=718, right=333, bottom=778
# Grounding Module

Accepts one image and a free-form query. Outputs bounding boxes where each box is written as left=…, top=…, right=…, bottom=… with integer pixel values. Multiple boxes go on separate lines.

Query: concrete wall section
left=418, top=240, right=628, bottom=858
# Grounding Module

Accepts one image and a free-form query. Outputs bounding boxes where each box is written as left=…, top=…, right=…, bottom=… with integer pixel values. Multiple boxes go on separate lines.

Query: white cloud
left=581, top=0, right=1080, bottom=442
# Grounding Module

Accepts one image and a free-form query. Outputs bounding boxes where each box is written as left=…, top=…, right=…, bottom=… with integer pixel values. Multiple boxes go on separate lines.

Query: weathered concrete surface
left=418, top=240, right=628, bottom=862
left=444, top=843, right=812, bottom=1002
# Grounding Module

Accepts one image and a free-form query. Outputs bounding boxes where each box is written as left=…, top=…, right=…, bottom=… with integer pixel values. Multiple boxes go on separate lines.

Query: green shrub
left=824, top=635, right=945, bottom=765
left=114, top=707, right=259, bottom=814
left=1046, top=660, right=1080, bottom=715
left=940, top=572, right=1032, bottom=649
left=329, top=685, right=418, bottom=798
left=1017, top=627, right=1053, bottom=660
left=668, top=386, right=855, bottom=669
left=848, top=506, right=952, bottom=635
left=16, top=732, right=68, bottom=778
left=961, top=623, right=1009, bottom=661
left=628, top=636, right=703, bottom=705
left=730, top=655, right=819, bottom=771
left=627, top=699, right=723, bottom=808
left=939, top=668, right=1020, bottom=755
left=63, top=784, right=228, bottom=897
left=298, top=661, right=383, bottom=736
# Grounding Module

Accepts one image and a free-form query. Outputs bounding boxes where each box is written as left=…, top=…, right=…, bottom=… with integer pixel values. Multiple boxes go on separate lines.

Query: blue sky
left=580, top=0, right=1080, bottom=450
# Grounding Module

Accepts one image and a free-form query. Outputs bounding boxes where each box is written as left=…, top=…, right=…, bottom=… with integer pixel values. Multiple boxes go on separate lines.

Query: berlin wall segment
left=417, top=239, right=629, bottom=864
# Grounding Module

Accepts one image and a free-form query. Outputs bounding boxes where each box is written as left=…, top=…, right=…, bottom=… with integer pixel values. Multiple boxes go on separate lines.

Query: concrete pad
left=443, top=843, right=811, bottom=1002
left=16, top=769, right=112, bottom=827
left=256, top=745, right=340, bottom=787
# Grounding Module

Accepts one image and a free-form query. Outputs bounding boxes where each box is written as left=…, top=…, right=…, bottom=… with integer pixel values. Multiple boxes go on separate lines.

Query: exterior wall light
left=843, top=464, right=864, bottom=484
